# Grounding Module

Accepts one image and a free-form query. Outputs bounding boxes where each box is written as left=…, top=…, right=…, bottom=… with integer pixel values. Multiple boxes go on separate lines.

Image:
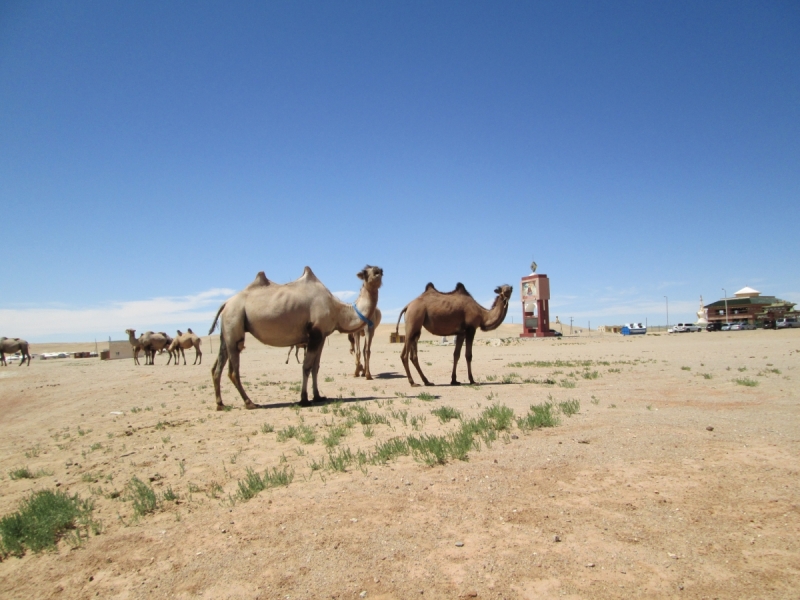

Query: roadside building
left=106, top=340, right=134, bottom=360
left=705, top=287, right=797, bottom=327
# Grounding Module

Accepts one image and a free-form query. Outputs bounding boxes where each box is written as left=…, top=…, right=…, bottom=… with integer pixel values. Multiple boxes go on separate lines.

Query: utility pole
left=664, top=296, right=669, bottom=330
left=570, top=317, right=573, bottom=335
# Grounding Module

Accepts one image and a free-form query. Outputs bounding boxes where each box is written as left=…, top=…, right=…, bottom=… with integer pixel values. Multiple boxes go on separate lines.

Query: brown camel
left=125, top=329, right=144, bottom=365
left=0, top=337, right=32, bottom=366
left=140, top=331, right=172, bottom=365
left=208, top=265, right=383, bottom=409
left=168, top=329, right=203, bottom=365
left=396, top=282, right=512, bottom=387
left=286, top=344, right=306, bottom=364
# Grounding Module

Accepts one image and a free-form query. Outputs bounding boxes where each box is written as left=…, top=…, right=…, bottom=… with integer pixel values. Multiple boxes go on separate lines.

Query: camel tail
left=208, top=303, right=226, bottom=335
left=395, top=306, right=408, bottom=334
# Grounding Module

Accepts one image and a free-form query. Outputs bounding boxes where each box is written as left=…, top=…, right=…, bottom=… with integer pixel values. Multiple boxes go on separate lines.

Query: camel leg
left=311, top=341, right=325, bottom=401
left=300, top=328, right=325, bottom=406
left=133, top=349, right=139, bottom=366
left=211, top=337, right=228, bottom=409
left=400, top=335, right=418, bottom=386
left=226, top=340, right=258, bottom=409
left=167, top=349, right=173, bottom=365
left=181, top=347, right=187, bottom=365
left=451, top=333, right=465, bottom=385
left=195, top=345, right=201, bottom=365
left=1, top=352, right=5, bottom=366
left=408, top=334, right=434, bottom=387
left=363, top=326, right=375, bottom=380
left=353, top=333, right=363, bottom=377
left=464, top=328, right=476, bottom=384
left=295, top=346, right=301, bottom=364
left=286, top=346, right=292, bottom=364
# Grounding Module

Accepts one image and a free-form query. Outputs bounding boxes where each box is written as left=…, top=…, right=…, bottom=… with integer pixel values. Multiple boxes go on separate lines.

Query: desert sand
left=1, top=325, right=799, bottom=599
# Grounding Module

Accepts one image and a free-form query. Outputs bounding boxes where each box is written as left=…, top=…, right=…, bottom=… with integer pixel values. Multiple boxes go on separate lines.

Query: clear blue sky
left=1, top=1, right=798, bottom=342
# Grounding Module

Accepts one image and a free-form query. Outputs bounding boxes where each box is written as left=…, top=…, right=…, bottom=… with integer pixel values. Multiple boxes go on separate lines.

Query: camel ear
left=494, top=287, right=502, bottom=295
left=357, top=270, right=367, bottom=281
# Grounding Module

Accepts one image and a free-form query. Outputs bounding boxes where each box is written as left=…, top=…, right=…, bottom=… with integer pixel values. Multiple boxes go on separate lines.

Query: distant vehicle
left=684, top=323, right=702, bottom=332
left=738, top=323, right=756, bottom=330
left=762, top=319, right=776, bottom=330
left=706, top=322, right=723, bottom=332
left=729, top=322, right=754, bottom=331
left=5, top=353, right=22, bottom=362
left=621, top=323, right=646, bottom=335
left=721, top=323, right=733, bottom=331
left=776, top=317, right=800, bottom=329
left=668, top=323, right=698, bottom=333
left=40, top=352, right=69, bottom=360
left=549, top=330, right=563, bottom=338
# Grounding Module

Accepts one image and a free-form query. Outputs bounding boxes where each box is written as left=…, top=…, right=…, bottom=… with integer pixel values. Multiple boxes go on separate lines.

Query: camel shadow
left=373, top=372, right=406, bottom=380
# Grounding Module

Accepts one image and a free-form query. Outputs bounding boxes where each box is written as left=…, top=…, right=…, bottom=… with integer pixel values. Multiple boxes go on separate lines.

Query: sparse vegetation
left=734, top=377, right=759, bottom=387
left=125, top=477, right=158, bottom=517
left=431, top=406, right=462, bottom=423
left=9, top=467, right=52, bottom=480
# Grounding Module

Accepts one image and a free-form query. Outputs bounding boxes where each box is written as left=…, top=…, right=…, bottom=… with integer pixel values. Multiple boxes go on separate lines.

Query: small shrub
left=581, top=370, right=599, bottom=380
left=481, top=404, right=515, bottom=431
left=323, top=425, right=348, bottom=448
left=125, top=477, right=158, bottom=517
left=416, top=392, right=435, bottom=401
left=261, top=423, right=274, bottom=434
left=9, top=467, right=51, bottom=480
left=734, top=377, right=759, bottom=387
left=681, top=366, right=691, bottom=371
left=558, top=379, right=576, bottom=389
left=162, top=487, right=178, bottom=502
left=517, top=403, right=560, bottom=430
left=558, top=399, right=580, bottom=417
left=328, top=447, right=354, bottom=472
left=700, top=373, right=713, bottom=380
left=431, top=406, right=462, bottom=423
left=0, top=490, right=97, bottom=556
left=371, top=437, right=410, bottom=464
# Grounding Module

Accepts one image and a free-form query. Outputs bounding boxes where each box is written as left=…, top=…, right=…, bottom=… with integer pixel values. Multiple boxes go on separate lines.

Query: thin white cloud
left=333, top=290, right=358, bottom=301
left=0, top=288, right=235, bottom=341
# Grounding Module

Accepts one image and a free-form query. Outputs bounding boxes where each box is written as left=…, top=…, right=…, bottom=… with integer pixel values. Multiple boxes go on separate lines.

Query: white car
left=776, top=318, right=799, bottom=329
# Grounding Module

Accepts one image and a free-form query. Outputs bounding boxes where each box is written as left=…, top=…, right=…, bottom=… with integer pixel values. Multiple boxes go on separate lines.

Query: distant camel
left=168, top=329, right=203, bottom=365
left=0, top=337, right=32, bottom=366
left=125, top=329, right=144, bottom=365
left=348, top=307, right=382, bottom=378
left=208, top=265, right=383, bottom=409
left=396, top=282, right=512, bottom=386
left=286, top=344, right=306, bottom=364
left=140, top=331, right=171, bottom=365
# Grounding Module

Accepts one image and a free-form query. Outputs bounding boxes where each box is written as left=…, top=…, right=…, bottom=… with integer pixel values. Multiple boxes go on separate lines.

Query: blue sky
left=1, top=1, right=798, bottom=342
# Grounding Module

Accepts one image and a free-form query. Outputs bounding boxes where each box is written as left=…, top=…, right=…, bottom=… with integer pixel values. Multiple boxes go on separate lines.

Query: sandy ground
left=1, top=325, right=799, bottom=599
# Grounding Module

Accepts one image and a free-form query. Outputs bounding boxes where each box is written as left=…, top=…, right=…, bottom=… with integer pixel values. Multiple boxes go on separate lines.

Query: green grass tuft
left=0, top=490, right=97, bottom=557
left=125, top=477, right=159, bottom=517
left=516, top=402, right=560, bottom=430
left=416, top=392, right=435, bottom=401
left=734, top=377, right=759, bottom=387
left=558, top=398, right=580, bottom=416
left=430, top=406, right=462, bottom=423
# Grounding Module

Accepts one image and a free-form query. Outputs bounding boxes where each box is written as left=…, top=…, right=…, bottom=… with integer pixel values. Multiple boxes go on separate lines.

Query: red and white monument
left=520, top=262, right=554, bottom=338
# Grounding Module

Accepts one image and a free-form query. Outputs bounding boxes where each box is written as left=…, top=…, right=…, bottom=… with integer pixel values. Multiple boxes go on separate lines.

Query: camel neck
left=480, top=296, right=509, bottom=331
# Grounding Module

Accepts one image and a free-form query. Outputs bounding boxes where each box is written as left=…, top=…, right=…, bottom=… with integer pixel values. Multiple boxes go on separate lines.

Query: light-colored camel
left=0, top=337, right=32, bottom=366
left=285, top=344, right=306, bottom=364
left=396, top=282, right=512, bottom=387
left=209, top=265, right=383, bottom=409
left=348, top=307, right=382, bottom=378
left=140, top=331, right=171, bottom=365
left=168, top=329, right=203, bottom=365
left=125, top=329, right=145, bottom=365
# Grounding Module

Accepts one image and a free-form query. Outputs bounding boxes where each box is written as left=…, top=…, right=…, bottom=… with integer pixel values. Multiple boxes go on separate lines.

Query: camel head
left=125, top=329, right=136, bottom=336
left=494, top=284, right=513, bottom=304
left=357, top=265, right=383, bottom=289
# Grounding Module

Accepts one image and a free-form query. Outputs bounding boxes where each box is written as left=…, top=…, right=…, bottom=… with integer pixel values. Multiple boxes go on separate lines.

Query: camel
left=285, top=344, right=306, bottom=364
left=125, top=329, right=145, bottom=365
left=140, top=331, right=171, bottom=365
left=348, top=307, right=382, bottom=378
left=0, top=337, right=32, bottom=366
left=208, top=265, right=383, bottom=409
left=396, top=282, right=513, bottom=387
left=168, top=329, right=203, bottom=365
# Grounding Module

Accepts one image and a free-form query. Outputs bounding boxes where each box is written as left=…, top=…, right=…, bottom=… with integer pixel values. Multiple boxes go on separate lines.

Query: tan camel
left=140, top=331, right=171, bottom=365
left=0, top=337, right=32, bottom=366
left=168, top=329, right=203, bottom=365
left=125, top=329, right=145, bottom=365
left=396, top=282, right=512, bottom=387
left=208, top=265, right=383, bottom=409
left=285, top=344, right=306, bottom=364
left=348, top=307, right=382, bottom=378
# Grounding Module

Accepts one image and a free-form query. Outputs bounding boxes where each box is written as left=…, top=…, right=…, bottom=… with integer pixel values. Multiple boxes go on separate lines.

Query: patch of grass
left=9, top=467, right=52, bottom=480
left=327, top=447, right=354, bottom=472
left=351, top=406, right=389, bottom=426
left=590, top=395, right=600, bottom=405
left=734, top=377, right=759, bottom=387
left=516, top=402, right=560, bottom=430
left=371, top=437, right=410, bottom=464
left=390, top=409, right=409, bottom=426
left=501, top=373, right=519, bottom=384
left=681, top=366, right=691, bottom=371
left=325, top=376, right=334, bottom=382
left=758, top=368, right=781, bottom=376
left=481, top=404, right=515, bottom=431
left=363, top=425, right=375, bottom=438
left=24, top=445, right=41, bottom=459
left=558, top=379, right=576, bottom=389
left=323, top=424, right=348, bottom=448
left=162, top=487, right=178, bottom=502
left=276, top=425, right=316, bottom=444
left=737, top=367, right=747, bottom=372
left=130, top=407, right=142, bottom=414
left=485, top=374, right=497, bottom=382
left=260, top=423, right=274, bottom=434
left=581, top=370, right=599, bottom=380
left=608, top=368, right=621, bottom=373
left=558, top=399, right=580, bottom=417
left=0, top=490, right=97, bottom=557
left=410, top=415, right=426, bottom=431
left=235, top=466, right=294, bottom=501
left=155, top=421, right=167, bottom=430
left=700, top=372, right=713, bottom=380
left=125, top=477, right=159, bottom=518
left=431, top=406, right=462, bottom=423
left=416, top=392, right=435, bottom=401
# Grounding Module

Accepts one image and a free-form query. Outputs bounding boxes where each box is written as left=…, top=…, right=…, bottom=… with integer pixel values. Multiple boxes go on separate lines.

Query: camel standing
left=348, top=307, right=382, bottom=378
left=140, top=331, right=171, bottom=365
left=396, top=282, right=512, bottom=387
left=0, top=337, right=32, bottom=366
left=168, top=329, right=203, bottom=365
left=285, top=344, right=306, bottom=364
left=125, top=329, right=144, bottom=365
left=208, top=265, right=383, bottom=409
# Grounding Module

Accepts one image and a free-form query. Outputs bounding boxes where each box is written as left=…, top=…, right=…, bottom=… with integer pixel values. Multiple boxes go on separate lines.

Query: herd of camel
left=2, top=266, right=514, bottom=412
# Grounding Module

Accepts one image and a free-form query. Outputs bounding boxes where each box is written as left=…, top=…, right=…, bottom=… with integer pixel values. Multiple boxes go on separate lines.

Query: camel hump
left=300, top=266, right=319, bottom=282
left=454, top=283, right=469, bottom=294
left=248, top=272, right=270, bottom=288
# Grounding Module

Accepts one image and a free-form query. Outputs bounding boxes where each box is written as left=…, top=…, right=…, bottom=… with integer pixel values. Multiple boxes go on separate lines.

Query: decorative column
left=520, top=272, right=553, bottom=338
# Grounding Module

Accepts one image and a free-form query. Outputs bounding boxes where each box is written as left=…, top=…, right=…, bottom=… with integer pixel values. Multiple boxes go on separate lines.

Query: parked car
left=549, top=330, right=563, bottom=337
left=669, top=323, right=699, bottom=333
left=776, top=317, right=800, bottom=329
left=706, top=322, right=723, bottom=332
left=684, top=323, right=702, bottom=332
left=721, top=323, right=733, bottom=331
left=739, top=323, right=756, bottom=330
